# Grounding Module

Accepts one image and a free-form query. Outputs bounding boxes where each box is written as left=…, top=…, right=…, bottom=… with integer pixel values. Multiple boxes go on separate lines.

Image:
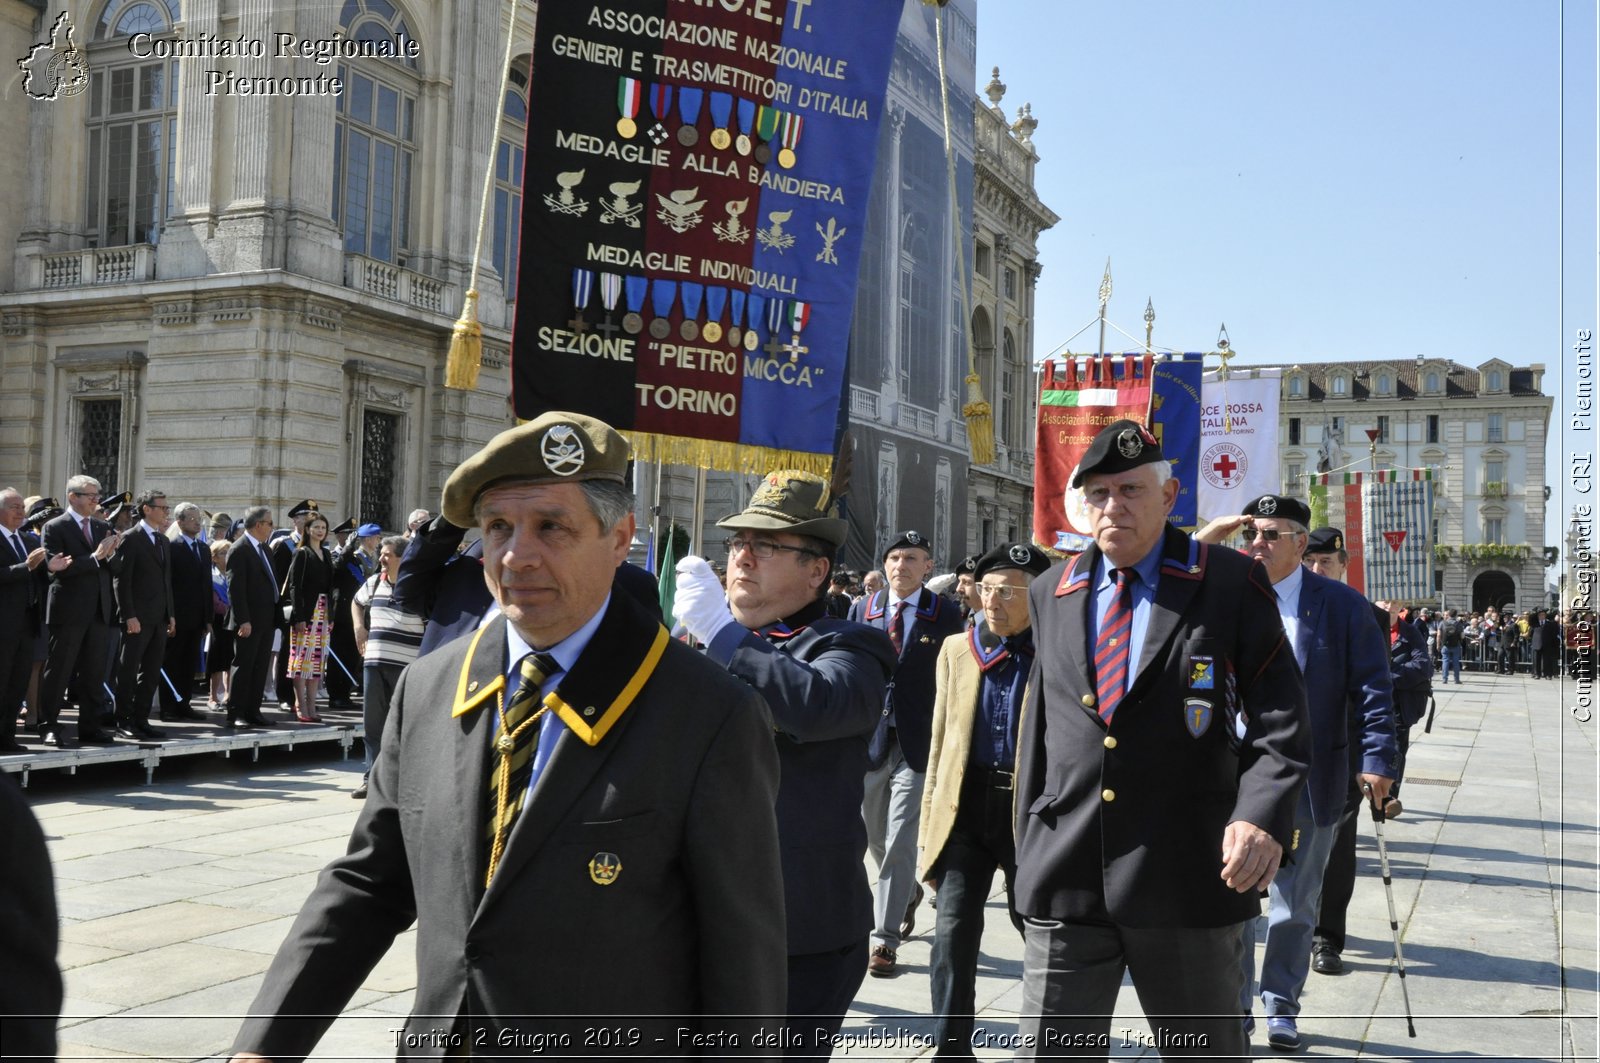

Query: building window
left=87, top=2, right=180, bottom=247
left=1289, top=417, right=1301, bottom=445
left=1331, top=415, right=1344, bottom=437
left=1488, top=413, right=1504, bottom=443
left=1425, top=371, right=1440, bottom=393
left=897, top=120, right=945, bottom=410
left=1487, top=369, right=1502, bottom=391
left=975, top=241, right=992, bottom=279
left=1286, top=463, right=1302, bottom=494
left=980, top=517, right=994, bottom=552
left=493, top=61, right=529, bottom=299
left=332, top=1, right=420, bottom=265
left=1331, top=376, right=1347, bottom=396
left=1288, top=376, right=1302, bottom=398
left=1427, top=414, right=1440, bottom=443
left=1001, top=328, right=1019, bottom=447
left=78, top=398, right=124, bottom=495
left=1003, top=266, right=1017, bottom=302
left=1433, top=517, right=1440, bottom=545
left=1484, top=515, right=1504, bottom=544
left=360, top=408, right=400, bottom=530
left=1376, top=373, right=1391, bottom=395
left=1376, top=415, right=1390, bottom=443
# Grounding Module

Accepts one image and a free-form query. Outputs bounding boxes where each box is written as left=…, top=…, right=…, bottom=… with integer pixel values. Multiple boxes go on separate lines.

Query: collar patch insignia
left=1184, top=698, right=1213, bottom=738
left=1189, top=656, right=1215, bottom=690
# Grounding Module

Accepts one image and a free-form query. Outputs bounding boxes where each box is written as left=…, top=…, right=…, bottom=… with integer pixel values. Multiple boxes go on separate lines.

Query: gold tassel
left=622, top=431, right=833, bottom=479
left=444, top=288, right=483, bottom=391
left=962, top=372, right=995, bottom=466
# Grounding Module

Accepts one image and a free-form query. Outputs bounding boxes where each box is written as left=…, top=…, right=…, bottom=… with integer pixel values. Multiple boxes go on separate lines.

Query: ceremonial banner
left=512, top=1, right=902, bottom=475
left=1344, top=472, right=1365, bottom=595
left=1197, top=368, right=1281, bottom=521
left=1362, top=469, right=1435, bottom=604
left=1150, top=354, right=1204, bottom=530
left=1034, top=355, right=1152, bottom=552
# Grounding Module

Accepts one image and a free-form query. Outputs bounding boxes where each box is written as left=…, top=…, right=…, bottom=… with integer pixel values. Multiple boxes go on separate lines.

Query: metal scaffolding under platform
left=0, top=708, right=366, bottom=787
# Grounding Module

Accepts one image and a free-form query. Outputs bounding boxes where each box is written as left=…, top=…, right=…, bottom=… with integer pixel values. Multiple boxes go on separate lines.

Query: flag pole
left=445, top=0, right=524, bottom=391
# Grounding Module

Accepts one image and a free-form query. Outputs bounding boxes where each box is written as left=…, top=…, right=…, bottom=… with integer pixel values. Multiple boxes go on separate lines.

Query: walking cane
left=324, top=647, right=359, bottom=687
left=1422, top=691, right=1438, bottom=734
left=1363, top=783, right=1418, bottom=1037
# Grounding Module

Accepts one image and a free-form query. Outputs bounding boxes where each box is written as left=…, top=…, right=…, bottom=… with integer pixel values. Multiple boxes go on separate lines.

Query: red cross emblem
left=1212, top=453, right=1239, bottom=480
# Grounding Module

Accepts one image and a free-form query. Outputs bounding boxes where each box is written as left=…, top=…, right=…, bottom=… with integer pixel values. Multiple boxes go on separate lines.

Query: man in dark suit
left=229, top=413, right=785, bottom=1060
left=225, top=507, right=281, bottom=728
left=160, top=502, right=213, bottom=722
left=0, top=488, right=56, bottom=754
left=849, top=529, right=964, bottom=976
left=1198, top=497, right=1396, bottom=1051
left=920, top=542, right=1051, bottom=1058
left=672, top=471, right=895, bottom=1059
left=36, top=475, right=125, bottom=748
left=112, top=490, right=177, bottom=740
left=1013, top=420, right=1310, bottom=1061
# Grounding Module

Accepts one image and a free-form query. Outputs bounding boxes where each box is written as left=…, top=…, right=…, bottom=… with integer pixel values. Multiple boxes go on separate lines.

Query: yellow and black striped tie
left=485, top=652, right=557, bottom=885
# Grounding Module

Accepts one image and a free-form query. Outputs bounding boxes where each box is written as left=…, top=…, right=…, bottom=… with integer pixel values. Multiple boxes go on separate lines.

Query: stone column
left=283, top=0, right=342, bottom=282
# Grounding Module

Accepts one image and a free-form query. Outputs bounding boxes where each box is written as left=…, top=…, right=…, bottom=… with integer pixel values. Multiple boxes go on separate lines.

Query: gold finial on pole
left=1096, top=258, right=1112, bottom=356
left=1216, top=323, right=1235, bottom=432
left=1144, top=298, right=1155, bottom=355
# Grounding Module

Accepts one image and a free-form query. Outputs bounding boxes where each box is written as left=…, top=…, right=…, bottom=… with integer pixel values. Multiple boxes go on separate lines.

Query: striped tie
left=1093, top=567, right=1135, bottom=726
left=485, top=652, right=558, bottom=886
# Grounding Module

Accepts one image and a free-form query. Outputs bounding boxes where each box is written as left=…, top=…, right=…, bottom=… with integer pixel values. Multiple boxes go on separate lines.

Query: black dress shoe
left=243, top=714, right=277, bottom=728
left=114, top=727, right=142, bottom=741
left=160, top=708, right=206, bottom=722
left=135, top=724, right=166, bottom=740
left=1311, top=943, right=1343, bottom=975
left=0, top=739, right=28, bottom=754
left=46, top=730, right=79, bottom=749
left=78, top=730, right=117, bottom=745
left=900, top=883, right=924, bottom=939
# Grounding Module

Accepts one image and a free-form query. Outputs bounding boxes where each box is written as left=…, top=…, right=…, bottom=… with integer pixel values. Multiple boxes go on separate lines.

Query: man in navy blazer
left=1199, top=495, right=1396, bottom=1052
left=0, top=489, right=54, bottom=753
left=848, top=530, right=964, bottom=976
left=673, top=470, right=894, bottom=1060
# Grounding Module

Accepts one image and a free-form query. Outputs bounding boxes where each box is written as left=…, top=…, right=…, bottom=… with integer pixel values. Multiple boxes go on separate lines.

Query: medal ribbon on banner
left=785, top=299, right=811, bottom=361
left=708, top=92, right=734, bottom=150
left=616, top=76, right=642, bottom=139
left=729, top=288, right=748, bottom=348
left=778, top=112, right=804, bottom=169
left=569, top=268, right=594, bottom=334
left=764, top=296, right=787, bottom=358
left=754, top=105, right=780, bottom=163
left=735, top=97, right=756, bottom=156
left=648, top=82, right=673, bottom=144
left=622, top=274, right=649, bottom=335
left=650, top=278, right=678, bottom=340
left=703, top=286, right=727, bottom=344
left=746, top=292, right=767, bottom=354
left=597, top=272, right=623, bottom=338
left=676, top=86, right=703, bottom=147
left=679, top=282, right=704, bottom=342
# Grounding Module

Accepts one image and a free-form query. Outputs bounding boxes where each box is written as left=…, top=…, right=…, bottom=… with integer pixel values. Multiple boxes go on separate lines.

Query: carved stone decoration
left=210, top=298, right=252, bottom=322
left=986, top=67, right=1006, bottom=108
left=304, top=301, right=342, bottom=330
left=153, top=301, right=194, bottom=325
left=78, top=374, right=119, bottom=393
left=367, top=383, right=412, bottom=409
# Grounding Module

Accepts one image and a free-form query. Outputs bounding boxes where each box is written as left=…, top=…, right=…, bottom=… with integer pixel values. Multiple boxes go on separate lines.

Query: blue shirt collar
left=1096, top=536, right=1165, bottom=591
left=505, top=592, right=612, bottom=688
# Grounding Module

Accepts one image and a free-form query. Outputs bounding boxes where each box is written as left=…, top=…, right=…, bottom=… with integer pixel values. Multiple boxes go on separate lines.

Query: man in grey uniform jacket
left=229, top=413, right=786, bottom=1061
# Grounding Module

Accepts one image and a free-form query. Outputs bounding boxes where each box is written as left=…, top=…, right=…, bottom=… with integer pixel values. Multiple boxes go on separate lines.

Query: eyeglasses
left=1242, top=527, right=1286, bottom=542
left=977, top=583, right=1021, bottom=601
left=724, top=536, right=818, bottom=560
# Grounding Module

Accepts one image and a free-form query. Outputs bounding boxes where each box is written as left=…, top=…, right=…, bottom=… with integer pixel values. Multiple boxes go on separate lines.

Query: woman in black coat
left=283, top=515, right=334, bottom=721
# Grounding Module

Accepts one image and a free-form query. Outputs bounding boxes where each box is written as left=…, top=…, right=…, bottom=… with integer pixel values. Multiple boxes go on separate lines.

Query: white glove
left=672, top=555, right=738, bottom=646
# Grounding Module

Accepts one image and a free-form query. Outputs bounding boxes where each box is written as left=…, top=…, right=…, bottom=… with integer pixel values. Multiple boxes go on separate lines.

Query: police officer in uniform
left=1013, top=419, right=1309, bottom=1060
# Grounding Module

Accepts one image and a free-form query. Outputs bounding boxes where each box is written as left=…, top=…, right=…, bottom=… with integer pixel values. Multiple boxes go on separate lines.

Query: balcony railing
left=849, top=386, right=880, bottom=420
left=344, top=254, right=454, bottom=316
left=1482, top=481, right=1508, bottom=500
left=895, top=401, right=938, bottom=436
left=30, top=245, right=157, bottom=289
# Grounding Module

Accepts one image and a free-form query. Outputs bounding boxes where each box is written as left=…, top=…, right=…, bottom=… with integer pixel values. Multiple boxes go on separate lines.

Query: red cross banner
left=1197, top=368, right=1282, bottom=521
left=1033, top=355, right=1153, bottom=552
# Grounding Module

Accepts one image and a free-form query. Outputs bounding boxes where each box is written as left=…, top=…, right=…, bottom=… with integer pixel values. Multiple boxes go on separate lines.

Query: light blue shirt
left=499, top=593, right=612, bottom=796
left=1272, top=564, right=1306, bottom=669
left=1089, top=541, right=1164, bottom=696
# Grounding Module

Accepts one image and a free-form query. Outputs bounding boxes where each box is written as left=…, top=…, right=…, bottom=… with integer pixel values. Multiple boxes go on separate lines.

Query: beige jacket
left=918, top=629, right=986, bottom=878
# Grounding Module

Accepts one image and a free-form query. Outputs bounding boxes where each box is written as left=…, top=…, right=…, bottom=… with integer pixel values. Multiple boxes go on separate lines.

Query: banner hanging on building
left=1197, top=368, right=1281, bottom=521
left=512, top=1, right=902, bottom=475
left=1361, top=469, right=1435, bottom=604
left=1033, top=355, right=1152, bottom=552
left=1150, top=353, right=1204, bottom=530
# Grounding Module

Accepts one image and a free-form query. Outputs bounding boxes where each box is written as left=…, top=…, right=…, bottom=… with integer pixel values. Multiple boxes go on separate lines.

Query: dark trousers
left=326, top=621, right=361, bottom=704
left=38, top=620, right=115, bottom=738
left=228, top=626, right=274, bottom=719
left=160, top=621, right=205, bottom=712
left=1018, top=915, right=1249, bottom=1061
left=785, top=938, right=868, bottom=1060
left=1539, top=647, right=1560, bottom=679
left=1313, top=778, right=1364, bottom=954
left=1391, top=721, right=1413, bottom=801
left=274, top=620, right=293, bottom=707
left=1497, top=642, right=1518, bottom=674
left=115, top=620, right=168, bottom=728
left=930, top=772, right=1021, bottom=1060
left=361, top=661, right=403, bottom=772
left=0, top=623, right=32, bottom=744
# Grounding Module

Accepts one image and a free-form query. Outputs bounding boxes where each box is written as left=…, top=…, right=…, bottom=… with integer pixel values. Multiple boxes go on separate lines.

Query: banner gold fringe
left=623, top=431, right=833, bottom=479
left=962, top=373, right=995, bottom=466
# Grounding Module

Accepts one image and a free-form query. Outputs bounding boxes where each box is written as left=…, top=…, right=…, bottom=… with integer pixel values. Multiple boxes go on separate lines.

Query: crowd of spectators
left=1408, top=604, right=1594, bottom=681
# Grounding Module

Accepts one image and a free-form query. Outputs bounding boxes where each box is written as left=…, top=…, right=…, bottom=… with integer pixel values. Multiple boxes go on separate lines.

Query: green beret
left=441, top=411, right=630, bottom=527
left=716, top=469, right=847, bottom=548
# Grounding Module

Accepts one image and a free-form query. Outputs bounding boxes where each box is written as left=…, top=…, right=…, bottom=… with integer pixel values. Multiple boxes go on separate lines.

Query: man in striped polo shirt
left=350, top=534, right=425, bottom=798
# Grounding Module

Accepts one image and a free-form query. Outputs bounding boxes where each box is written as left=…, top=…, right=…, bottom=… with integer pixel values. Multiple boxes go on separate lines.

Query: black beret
left=1070, top=419, right=1164, bottom=488
left=954, top=554, right=980, bottom=576
left=882, top=529, right=933, bottom=560
left=25, top=497, right=61, bottom=527
left=1305, top=526, right=1345, bottom=554
left=974, top=541, right=1051, bottom=580
left=1241, top=494, right=1312, bottom=527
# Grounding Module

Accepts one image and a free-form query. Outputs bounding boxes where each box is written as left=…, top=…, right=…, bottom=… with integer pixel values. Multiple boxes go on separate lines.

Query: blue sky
left=973, top=1, right=1596, bottom=550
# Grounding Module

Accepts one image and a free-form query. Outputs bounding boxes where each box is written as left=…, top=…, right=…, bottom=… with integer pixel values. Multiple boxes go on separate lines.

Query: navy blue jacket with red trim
left=848, top=586, right=965, bottom=772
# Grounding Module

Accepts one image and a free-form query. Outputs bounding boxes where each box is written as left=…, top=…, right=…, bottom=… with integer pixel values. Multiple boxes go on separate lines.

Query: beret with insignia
left=356, top=522, right=383, bottom=538
left=954, top=554, right=980, bottom=576
left=974, top=541, right=1051, bottom=580
left=1070, top=418, right=1165, bottom=488
left=1242, top=494, right=1312, bottom=528
left=1305, top=526, right=1345, bottom=554
left=882, top=529, right=933, bottom=561
left=441, top=411, right=630, bottom=528
left=717, top=469, right=847, bottom=548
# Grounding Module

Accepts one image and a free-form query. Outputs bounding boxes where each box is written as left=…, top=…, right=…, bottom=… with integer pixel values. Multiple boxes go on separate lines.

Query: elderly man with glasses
left=672, top=470, right=895, bottom=1060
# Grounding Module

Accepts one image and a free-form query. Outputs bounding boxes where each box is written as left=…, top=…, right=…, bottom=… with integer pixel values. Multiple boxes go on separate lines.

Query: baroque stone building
left=1, top=0, right=518, bottom=526
left=1277, top=358, right=1554, bottom=612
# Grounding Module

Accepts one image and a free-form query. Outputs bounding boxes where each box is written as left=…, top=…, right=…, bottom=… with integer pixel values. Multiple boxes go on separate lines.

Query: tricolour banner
left=1197, top=368, right=1281, bottom=521
left=1361, top=469, right=1435, bottom=604
left=513, top=1, right=902, bottom=475
left=1150, top=354, right=1204, bottom=530
left=1034, top=355, right=1152, bottom=552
